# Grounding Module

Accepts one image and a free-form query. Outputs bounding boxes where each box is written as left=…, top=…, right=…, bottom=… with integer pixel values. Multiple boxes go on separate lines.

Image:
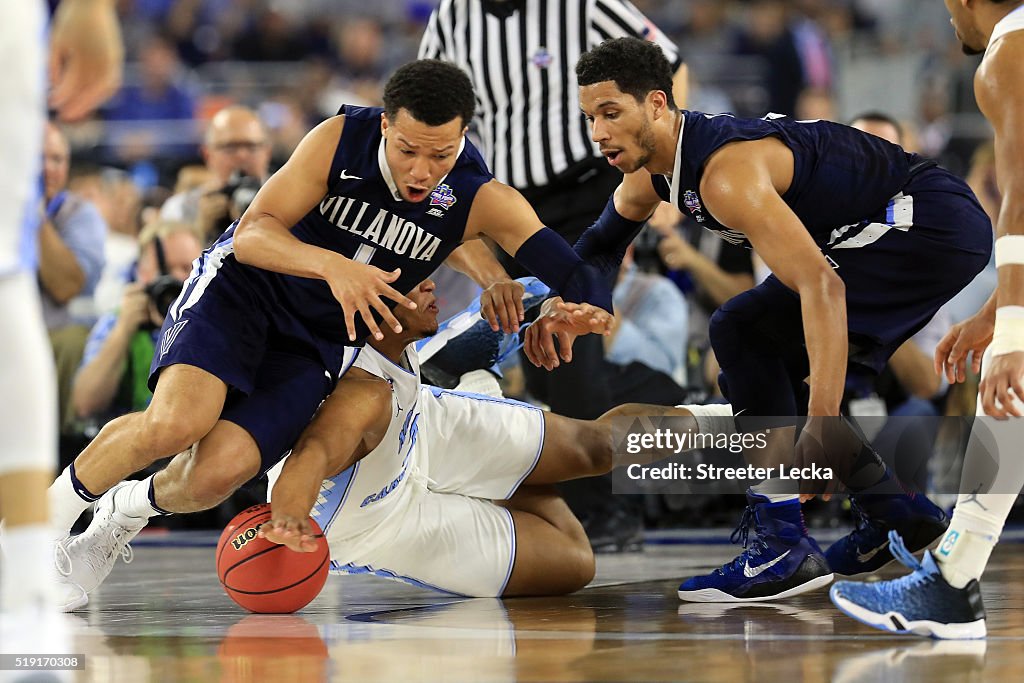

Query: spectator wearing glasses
left=160, top=106, right=271, bottom=244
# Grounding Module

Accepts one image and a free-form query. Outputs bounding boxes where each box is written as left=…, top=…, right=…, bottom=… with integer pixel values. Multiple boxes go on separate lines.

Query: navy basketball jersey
left=651, top=112, right=914, bottom=247
left=219, top=105, right=492, bottom=348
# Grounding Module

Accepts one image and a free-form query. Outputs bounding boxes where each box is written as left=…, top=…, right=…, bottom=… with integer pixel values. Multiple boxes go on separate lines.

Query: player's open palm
left=979, top=351, right=1024, bottom=418
left=480, top=279, right=525, bottom=333
left=258, top=515, right=319, bottom=553
left=935, top=313, right=994, bottom=384
left=326, top=261, right=417, bottom=342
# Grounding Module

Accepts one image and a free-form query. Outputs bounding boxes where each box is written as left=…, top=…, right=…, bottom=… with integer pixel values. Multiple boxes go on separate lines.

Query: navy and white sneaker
left=678, top=491, right=833, bottom=602
left=825, top=493, right=949, bottom=577
left=830, top=530, right=987, bottom=639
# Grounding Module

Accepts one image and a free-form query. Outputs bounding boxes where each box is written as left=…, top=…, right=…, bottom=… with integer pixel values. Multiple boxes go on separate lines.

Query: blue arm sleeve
left=573, top=196, right=647, bottom=284
left=513, top=228, right=614, bottom=312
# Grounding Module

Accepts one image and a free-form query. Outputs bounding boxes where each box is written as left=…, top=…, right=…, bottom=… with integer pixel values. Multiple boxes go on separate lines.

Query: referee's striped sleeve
left=418, top=1, right=449, bottom=60
left=590, top=0, right=683, bottom=69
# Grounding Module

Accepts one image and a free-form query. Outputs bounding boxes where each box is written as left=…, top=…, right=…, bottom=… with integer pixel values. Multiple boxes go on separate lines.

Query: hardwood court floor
left=60, top=530, right=1024, bottom=682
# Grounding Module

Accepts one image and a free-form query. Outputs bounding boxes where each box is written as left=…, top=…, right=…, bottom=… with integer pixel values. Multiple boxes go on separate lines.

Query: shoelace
left=720, top=505, right=769, bottom=574
left=888, top=530, right=921, bottom=572
left=879, top=530, right=938, bottom=592
left=846, top=496, right=883, bottom=549
left=54, top=540, right=73, bottom=578
left=110, top=526, right=134, bottom=564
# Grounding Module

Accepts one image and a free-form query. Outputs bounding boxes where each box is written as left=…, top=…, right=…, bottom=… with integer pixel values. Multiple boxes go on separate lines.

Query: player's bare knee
left=141, top=410, right=212, bottom=459
left=187, top=460, right=257, bottom=509
left=558, top=544, right=595, bottom=593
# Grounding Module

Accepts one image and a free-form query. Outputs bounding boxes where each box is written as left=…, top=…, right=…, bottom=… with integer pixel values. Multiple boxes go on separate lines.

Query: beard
left=628, top=116, right=658, bottom=172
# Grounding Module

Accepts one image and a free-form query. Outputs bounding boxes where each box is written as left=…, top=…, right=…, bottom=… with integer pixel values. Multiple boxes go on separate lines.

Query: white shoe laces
left=111, top=526, right=134, bottom=565
left=54, top=540, right=73, bottom=578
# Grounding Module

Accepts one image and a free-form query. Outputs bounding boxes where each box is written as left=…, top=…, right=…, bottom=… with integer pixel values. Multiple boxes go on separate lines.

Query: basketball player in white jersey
left=259, top=279, right=727, bottom=596
left=831, top=0, right=1024, bottom=638
left=0, top=0, right=122, bottom=670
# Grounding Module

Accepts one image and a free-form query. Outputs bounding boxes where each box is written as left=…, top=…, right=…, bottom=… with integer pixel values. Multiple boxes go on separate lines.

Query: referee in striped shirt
left=420, top=0, right=688, bottom=551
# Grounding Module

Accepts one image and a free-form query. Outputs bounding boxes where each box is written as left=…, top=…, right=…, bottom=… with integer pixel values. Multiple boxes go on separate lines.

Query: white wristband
left=995, top=235, right=1024, bottom=267
left=990, top=306, right=1024, bottom=358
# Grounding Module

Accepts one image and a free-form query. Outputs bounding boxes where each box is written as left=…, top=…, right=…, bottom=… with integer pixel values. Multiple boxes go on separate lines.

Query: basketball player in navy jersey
left=831, top=0, right=1024, bottom=639
left=526, top=36, right=993, bottom=602
left=48, top=59, right=614, bottom=610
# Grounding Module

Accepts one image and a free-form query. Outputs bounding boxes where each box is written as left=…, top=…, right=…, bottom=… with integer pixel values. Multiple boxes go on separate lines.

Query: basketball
left=216, top=504, right=330, bottom=614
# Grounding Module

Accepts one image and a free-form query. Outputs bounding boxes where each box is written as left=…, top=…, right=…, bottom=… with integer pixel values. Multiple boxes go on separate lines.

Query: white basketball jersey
left=986, top=4, right=1024, bottom=56
left=311, top=344, right=429, bottom=549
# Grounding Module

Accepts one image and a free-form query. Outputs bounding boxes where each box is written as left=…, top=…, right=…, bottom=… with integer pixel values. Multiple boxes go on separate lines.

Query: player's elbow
left=802, top=267, right=844, bottom=303
left=232, top=218, right=258, bottom=265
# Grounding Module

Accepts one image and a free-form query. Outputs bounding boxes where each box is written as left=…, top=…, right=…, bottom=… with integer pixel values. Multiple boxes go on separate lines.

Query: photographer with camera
left=160, top=105, right=270, bottom=244
left=71, top=220, right=203, bottom=425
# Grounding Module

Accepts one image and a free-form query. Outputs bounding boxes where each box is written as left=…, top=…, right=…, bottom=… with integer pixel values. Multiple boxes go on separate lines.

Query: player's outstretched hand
left=523, top=297, right=615, bottom=370
left=480, top=279, right=525, bottom=333
left=935, top=313, right=994, bottom=385
left=326, top=261, right=417, bottom=342
left=49, top=0, right=124, bottom=122
left=258, top=515, right=320, bottom=554
left=980, top=351, right=1024, bottom=418
left=555, top=300, right=615, bottom=335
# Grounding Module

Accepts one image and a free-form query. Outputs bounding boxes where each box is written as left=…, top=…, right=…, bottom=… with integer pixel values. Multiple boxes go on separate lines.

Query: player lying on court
left=521, top=37, right=993, bottom=602
left=258, top=277, right=723, bottom=597
left=49, top=59, right=616, bottom=610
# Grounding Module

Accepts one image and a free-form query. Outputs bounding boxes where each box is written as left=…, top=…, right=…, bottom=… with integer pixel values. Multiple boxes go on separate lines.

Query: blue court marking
left=330, top=561, right=464, bottom=596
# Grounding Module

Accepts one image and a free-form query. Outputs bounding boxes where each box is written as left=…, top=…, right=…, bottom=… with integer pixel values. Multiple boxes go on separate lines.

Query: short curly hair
left=576, top=38, right=676, bottom=110
left=383, top=59, right=476, bottom=127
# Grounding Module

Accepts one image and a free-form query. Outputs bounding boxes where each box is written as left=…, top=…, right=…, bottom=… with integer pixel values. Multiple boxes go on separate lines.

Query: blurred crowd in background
left=39, top=0, right=1005, bottom=533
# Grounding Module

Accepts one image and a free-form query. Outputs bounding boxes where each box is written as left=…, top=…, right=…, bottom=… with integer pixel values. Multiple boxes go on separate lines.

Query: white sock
left=677, top=403, right=736, bottom=437
left=47, top=467, right=96, bottom=537
left=1, top=524, right=57, bottom=612
left=751, top=479, right=800, bottom=504
left=936, top=494, right=1014, bottom=588
left=112, top=475, right=164, bottom=520
left=936, top=368, right=1024, bottom=588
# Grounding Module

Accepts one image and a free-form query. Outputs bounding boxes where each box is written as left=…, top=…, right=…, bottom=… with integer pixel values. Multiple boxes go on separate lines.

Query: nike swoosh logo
left=856, top=540, right=889, bottom=563
left=743, top=550, right=790, bottom=578
left=339, top=169, right=362, bottom=180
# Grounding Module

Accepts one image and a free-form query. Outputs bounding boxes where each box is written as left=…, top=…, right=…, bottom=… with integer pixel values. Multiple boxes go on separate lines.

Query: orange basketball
left=216, top=504, right=330, bottom=613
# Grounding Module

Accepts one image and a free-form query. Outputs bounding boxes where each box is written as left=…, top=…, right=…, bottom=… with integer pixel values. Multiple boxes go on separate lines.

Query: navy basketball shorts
left=149, top=249, right=335, bottom=469
left=715, top=165, right=992, bottom=374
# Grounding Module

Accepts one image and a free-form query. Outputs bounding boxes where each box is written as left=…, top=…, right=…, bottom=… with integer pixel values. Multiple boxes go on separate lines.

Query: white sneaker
left=54, top=538, right=88, bottom=613
left=64, top=481, right=147, bottom=597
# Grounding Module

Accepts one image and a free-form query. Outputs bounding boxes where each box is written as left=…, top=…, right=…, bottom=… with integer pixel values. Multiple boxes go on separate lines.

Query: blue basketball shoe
left=825, top=493, right=948, bottom=577
left=830, top=530, right=987, bottom=639
left=678, top=491, right=833, bottom=602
